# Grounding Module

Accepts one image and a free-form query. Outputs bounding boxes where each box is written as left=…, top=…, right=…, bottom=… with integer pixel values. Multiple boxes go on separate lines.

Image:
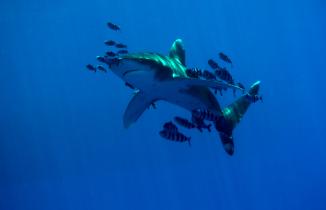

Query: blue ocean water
left=1, top=0, right=326, bottom=209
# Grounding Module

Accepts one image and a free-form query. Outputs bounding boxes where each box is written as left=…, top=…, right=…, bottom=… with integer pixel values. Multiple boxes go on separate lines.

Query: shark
left=107, top=39, right=260, bottom=155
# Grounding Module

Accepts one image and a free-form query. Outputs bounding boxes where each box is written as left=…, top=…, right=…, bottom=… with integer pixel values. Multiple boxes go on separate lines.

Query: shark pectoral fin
left=169, top=39, right=186, bottom=65
left=171, top=77, right=243, bottom=91
left=123, top=91, right=152, bottom=128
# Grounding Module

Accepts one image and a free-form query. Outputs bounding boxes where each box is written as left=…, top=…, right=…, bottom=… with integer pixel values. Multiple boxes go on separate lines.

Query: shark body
left=109, top=39, right=260, bottom=155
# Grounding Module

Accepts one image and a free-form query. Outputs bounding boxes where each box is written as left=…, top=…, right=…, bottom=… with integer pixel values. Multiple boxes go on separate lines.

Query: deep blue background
left=1, top=0, right=326, bottom=209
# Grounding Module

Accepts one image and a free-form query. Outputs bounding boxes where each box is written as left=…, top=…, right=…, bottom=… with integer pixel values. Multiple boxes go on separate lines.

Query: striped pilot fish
left=219, top=52, right=233, bottom=65
left=245, top=94, right=263, bottom=103
left=208, top=59, right=221, bottom=70
left=191, top=115, right=212, bottom=132
left=159, top=130, right=191, bottom=146
left=214, top=68, right=234, bottom=84
left=163, top=121, right=178, bottom=133
left=174, top=116, right=196, bottom=129
left=185, top=68, right=203, bottom=78
left=192, top=109, right=222, bottom=122
left=202, top=70, right=217, bottom=80
left=96, top=65, right=107, bottom=72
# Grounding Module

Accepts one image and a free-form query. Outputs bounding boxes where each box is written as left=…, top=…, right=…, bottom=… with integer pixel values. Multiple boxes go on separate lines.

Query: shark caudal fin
left=215, top=81, right=261, bottom=155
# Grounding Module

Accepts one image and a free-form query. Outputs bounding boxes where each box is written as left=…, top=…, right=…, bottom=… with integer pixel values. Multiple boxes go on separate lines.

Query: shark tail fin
left=215, top=81, right=261, bottom=155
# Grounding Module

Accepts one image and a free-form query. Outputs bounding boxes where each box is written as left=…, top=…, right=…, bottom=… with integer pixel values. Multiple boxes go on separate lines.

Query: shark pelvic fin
left=123, top=91, right=153, bottom=128
left=169, top=39, right=186, bottom=65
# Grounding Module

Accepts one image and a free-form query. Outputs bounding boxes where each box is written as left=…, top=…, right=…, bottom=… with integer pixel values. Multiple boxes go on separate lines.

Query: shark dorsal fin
left=169, top=39, right=186, bottom=66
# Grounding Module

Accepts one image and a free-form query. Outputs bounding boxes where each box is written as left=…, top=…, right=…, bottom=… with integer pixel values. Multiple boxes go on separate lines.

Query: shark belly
left=148, top=82, right=222, bottom=114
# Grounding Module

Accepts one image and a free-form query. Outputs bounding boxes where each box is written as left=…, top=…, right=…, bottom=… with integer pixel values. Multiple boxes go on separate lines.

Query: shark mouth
left=123, top=69, right=140, bottom=77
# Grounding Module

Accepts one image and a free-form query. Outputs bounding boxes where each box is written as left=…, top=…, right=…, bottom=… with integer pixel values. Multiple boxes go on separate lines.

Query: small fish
left=106, top=57, right=120, bottom=68
left=115, top=43, right=127, bottom=49
left=104, top=40, right=116, bottom=46
left=174, top=116, right=196, bottom=129
left=208, top=59, right=221, bottom=70
left=163, top=121, right=178, bottom=133
left=215, top=68, right=234, bottom=84
left=96, top=56, right=106, bottom=63
left=106, top=51, right=117, bottom=57
left=219, top=52, right=232, bottom=65
left=202, top=70, right=216, bottom=80
left=107, top=22, right=120, bottom=31
left=117, top=50, right=129, bottom=54
left=159, top=130, right=191, bottom=146
left=192, top=109, right=222, bottom=122
left=86, top=64, right=96, bottom=72
left=246, top=94, right=263, bottom=103
left=97, top=65, right=107, bottom=72
left=186, top=68, right=202, bottom=78
left=191, top=116, right=212, bottom=132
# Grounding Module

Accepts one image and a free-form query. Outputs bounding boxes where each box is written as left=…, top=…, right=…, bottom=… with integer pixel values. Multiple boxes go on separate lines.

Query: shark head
left=109, top=39, right=188, bottom=92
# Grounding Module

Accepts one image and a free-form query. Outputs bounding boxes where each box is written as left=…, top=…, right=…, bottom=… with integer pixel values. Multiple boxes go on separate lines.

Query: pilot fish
left=191, top=115, right=212, bottom=132
left=104, top=40, right=116, bottom=46
left=215, top=68, right=234, bottom=84
left=115, top=43, right=127, bottom=49
left=174, top=116, right=196, bottom=129
left=117, top=50, right=129, bottom=54
left=96, top=56, right=107, bottom=63
left=163, top=121, right=178, bottom=133
left=192, top=109, right=222, bottom=122
left=86, top=64, right=96, bottom=72
left=208, top=59, right=221, bottom=70
left=106, top=51, right=117, bottom=57
left=159, top=130, right=191, bottom=146
left=185, top=68, right=202, bottom=78
left=107, top=22, right=120, bottom=31
left=219, top=52, right=232, bottom=65
left=96, top=65, right=107, bottom=72
left=245, top=94, right=263, bottom=103
left=202, top=70, right=216, bottom=80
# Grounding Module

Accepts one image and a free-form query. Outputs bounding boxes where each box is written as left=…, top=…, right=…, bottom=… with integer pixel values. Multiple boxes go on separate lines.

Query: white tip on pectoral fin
left=123, top=91, right=153, bottom=128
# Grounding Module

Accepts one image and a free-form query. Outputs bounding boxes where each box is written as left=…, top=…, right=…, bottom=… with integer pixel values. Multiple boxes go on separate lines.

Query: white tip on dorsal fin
left=169, top=39, right=186, bottom=66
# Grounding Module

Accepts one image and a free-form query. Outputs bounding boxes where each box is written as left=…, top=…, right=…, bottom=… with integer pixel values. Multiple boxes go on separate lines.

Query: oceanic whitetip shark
left=107, top=39, right=260, bottom=155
